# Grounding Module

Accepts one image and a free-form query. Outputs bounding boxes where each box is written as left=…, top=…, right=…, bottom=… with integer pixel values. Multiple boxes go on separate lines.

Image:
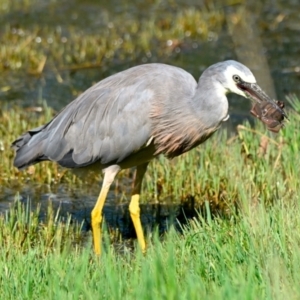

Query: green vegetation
left=1, top=1, right=300, bottom=298
left=0, top=1, right=224, bottom=73
left=0, top=97, right=300, bottom=299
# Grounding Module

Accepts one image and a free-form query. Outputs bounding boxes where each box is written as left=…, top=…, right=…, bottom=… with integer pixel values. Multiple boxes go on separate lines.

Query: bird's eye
left=233, top=75, right=241, bottom=83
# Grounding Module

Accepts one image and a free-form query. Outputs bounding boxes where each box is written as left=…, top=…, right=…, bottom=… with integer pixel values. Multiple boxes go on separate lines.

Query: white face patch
left=223, top=65, right=257, bottom=97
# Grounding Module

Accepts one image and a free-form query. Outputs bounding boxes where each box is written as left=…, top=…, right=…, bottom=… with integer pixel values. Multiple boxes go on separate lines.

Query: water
left=0, top=0, right=299, bottom=232
left=2, top=182, right=203, bottom=238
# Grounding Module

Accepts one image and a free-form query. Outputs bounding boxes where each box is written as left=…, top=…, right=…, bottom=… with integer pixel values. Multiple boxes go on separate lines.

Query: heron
left=12, top=60, right=282, bottom=255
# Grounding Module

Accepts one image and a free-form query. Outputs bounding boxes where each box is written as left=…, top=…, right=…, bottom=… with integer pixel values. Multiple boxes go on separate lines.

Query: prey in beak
left=236, top=79, right=288, bottom=133
left=250, top=100, right=286, bottom=133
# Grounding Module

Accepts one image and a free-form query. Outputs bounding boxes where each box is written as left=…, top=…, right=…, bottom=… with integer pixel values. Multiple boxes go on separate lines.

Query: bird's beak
left=236, top=81, right=288, bottom=119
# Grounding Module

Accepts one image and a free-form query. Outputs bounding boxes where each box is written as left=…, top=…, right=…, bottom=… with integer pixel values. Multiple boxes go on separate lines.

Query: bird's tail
left=12, top=125, right=49, bottom=169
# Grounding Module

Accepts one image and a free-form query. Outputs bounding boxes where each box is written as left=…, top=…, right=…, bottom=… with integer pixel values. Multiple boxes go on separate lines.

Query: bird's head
left=220, top=61, right=272, bottom=104
left=211, top=60, right=273, bottom=105
left=203, top=60, right=287, bottom=119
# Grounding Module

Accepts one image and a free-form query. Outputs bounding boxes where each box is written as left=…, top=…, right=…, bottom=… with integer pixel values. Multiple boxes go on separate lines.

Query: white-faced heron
left=12, top=60, right=284, bottom=255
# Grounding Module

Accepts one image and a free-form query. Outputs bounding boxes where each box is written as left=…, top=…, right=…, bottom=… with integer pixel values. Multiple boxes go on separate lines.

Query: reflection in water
left=1, top=187, right=195, bottom=239
left=1, top=184, right=230, bottom=242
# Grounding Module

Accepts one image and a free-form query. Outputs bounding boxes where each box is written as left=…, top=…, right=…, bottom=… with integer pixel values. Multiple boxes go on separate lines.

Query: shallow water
left=2, top=182, right=205, bottom=238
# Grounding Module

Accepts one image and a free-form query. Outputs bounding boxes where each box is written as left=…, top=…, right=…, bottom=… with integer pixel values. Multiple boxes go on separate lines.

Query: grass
left=1, top=193, right=300, bottom=299
left=0, top=96, right=300, bottom=299
left=0, top=1, right=224, bottom=73
left=1, top=1, right=299, bottom=298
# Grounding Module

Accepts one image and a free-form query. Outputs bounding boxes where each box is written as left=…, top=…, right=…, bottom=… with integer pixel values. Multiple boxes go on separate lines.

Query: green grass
left=1, top=1, right=299, bottom=298
left=0, top=97, right=300, bottom=299
left=0, top=1, right=224, bottom=73
left=1, top=195, right=300, bottom=299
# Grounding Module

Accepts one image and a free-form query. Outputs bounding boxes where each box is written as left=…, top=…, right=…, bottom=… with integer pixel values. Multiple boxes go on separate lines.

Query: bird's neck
left=191, top=78, right=229, bottom=128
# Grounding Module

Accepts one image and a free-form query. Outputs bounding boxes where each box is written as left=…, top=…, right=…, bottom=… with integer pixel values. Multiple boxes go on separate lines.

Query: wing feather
left=13, top=63, right=199, bottom=169
left=43, top=67, right=155, bottom=167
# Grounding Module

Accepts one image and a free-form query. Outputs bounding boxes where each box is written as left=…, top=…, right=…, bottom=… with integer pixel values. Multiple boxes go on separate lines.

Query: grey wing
left=13, top=63, right=198, bottom=169
left=37, top=72, right=154, bottom=168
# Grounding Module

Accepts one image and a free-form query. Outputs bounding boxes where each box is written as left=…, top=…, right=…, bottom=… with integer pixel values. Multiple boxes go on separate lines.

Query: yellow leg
left=129, top=163, right=149, bottom=253
left=91, top=165, right=120, bottom=255
left=129, top=194, right=146, bottom=252
left=91, top=186, right=109, bottom=255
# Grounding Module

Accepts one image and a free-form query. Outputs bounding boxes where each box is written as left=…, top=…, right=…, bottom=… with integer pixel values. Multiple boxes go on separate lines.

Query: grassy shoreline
left=0, top=98, right=300, bottom=298
left=0, top=1, right=224, bottom=73
left=1, top=194, right=300, bottom=299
